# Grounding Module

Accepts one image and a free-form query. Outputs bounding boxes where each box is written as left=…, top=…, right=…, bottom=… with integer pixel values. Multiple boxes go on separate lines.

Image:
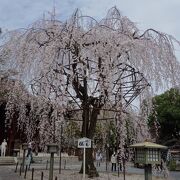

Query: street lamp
left=47, top=144, right=59, bottom=180
left=130, top=141, right=167, bottom=180
left=22, top=143, right=28, bottom=172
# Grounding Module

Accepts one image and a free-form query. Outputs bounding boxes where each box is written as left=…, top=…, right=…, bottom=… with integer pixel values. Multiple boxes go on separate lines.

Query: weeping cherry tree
left=0, top=7, right=180, bottom=177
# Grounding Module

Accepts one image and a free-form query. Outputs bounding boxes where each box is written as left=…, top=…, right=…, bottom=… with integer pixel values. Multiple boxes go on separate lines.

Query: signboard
left=77, top=137, right=92, bottom=179
left=78, top=137, right=91, bottom=148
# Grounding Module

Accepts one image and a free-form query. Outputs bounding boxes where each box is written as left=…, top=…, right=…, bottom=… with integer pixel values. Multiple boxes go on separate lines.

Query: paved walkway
left=0, top=166, right=23, bottom=180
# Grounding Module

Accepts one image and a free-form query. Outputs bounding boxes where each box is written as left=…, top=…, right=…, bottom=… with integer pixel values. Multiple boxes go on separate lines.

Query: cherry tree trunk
left=79, top=107, right=99, bottom=177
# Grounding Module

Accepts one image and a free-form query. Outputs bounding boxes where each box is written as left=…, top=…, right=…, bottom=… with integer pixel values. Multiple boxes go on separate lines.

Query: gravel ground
left=0, top=165, right=178, bottom=180
left=23, top=169, right=169, bottom=180
left=0, top=166, right=23, bottom=180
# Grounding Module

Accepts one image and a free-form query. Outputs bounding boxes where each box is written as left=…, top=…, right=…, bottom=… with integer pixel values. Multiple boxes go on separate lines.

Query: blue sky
left=0, top=0, right=180, bottom=54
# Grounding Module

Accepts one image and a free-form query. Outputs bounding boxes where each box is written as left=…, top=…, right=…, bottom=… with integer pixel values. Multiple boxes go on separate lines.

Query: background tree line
left=148, top=88, right=180, bottom=146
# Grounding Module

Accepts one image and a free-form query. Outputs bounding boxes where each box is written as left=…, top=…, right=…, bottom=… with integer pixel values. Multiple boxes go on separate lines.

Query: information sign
left=78, top=137, right=91, bottom=148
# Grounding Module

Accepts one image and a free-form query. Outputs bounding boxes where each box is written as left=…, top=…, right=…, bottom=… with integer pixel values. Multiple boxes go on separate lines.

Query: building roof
left=129, top=141, right=167, bottom=149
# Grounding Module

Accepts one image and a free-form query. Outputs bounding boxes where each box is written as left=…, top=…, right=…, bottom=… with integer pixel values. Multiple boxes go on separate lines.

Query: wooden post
left=59, top=148, right=61, bottom=174
left=19, top=163, right=22, bottom=176
left=118, top=164, right=120, bottom=177
left=41, top=171, right=44, bottom=180
left=22, top=149, right=26, bottom=172
left=123, top=158, right=126, bottom=180
left=59, top=125, right=62, bottom=174
left=15, top=162, right=18, bottom=172
left=24, top=165, right=28, bottom=179
left=31, top=168, right=34, bottom=180
left=144, top=164, right=152, bottom=180
left=49, top=153, right=54, bottom=180
left=46, top=160, right=48, bottom=170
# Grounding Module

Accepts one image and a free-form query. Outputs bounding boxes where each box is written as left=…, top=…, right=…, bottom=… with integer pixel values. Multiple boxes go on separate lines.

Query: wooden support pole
left=144, top=164, right=152, bottom=180
left=24, top=165, right=28, bottom=179
left=41, top=171, right=44, bottom=180
left=49, top=153, right=54, bottom=180
left=46, top=160, right=48, bottom=170
left=31, top=168, right=34, bottom=180
left=19, top=163, right=22, bottom=176
left=15, top=162, right=18, bottom=172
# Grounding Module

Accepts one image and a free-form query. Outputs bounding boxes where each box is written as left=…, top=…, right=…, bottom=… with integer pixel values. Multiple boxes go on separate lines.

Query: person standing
left=96, top=151, right=102, bottom=167
left=27, top=142, right=33, bottom=167
left=111, top=152, right=117, bottom=171
left=1, top=139, right=7, bottom=156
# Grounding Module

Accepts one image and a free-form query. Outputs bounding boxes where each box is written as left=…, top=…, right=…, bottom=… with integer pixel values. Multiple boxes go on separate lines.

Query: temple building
left=0, top=77, right=25, bottom=155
